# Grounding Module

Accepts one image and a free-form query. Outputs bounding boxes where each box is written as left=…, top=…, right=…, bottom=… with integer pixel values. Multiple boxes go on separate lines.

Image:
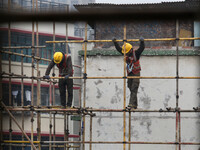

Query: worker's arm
left=112, top=38, right=123, bottom=55
left=66, top=56, right=73, bottom=76
left=45, top=60, right=55, bottom=76
left=135, top=37, right=145, bottom=60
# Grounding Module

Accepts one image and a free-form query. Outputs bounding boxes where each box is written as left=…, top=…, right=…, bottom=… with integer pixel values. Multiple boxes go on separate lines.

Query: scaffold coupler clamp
left=193, top=107, right=199, bottom=111
left=83, top=73, right=87, bottom=79
left=175, top=107, right=180, bottom=112
left=166, top=107, right=171, bottom=111
left=29, top=105, right=34, bottom=111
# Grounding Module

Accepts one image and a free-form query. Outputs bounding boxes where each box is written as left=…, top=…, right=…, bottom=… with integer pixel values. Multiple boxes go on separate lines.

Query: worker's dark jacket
left=45, top=53, right=73, bottom=77
left=45, top=53, right=73, bottom=107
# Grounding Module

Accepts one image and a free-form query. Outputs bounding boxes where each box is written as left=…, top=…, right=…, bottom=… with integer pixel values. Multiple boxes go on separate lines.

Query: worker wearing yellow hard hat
left=44, top=51, right=73, bottom=109
left=113, top=37, right=145, bottom=109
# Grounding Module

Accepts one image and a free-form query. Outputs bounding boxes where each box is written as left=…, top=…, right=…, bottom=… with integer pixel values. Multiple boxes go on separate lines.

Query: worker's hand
left=112, top=38, right=117, bottom=42
left=139, top=37, right=144, bottom=42
left=43, top=75, right=50, bottom=79
left=65, top=75, right=69, bottom=79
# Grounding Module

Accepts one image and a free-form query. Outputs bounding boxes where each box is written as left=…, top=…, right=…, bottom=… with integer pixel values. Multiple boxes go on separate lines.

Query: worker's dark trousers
left=59, top=78, right=73, bottom=107
left=127, top=72, right=140, bottom=107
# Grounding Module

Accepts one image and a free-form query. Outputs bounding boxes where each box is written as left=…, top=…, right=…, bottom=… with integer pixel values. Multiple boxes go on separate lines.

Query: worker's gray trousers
left=127, top=72, right=140, bottom=107
left=59, top=78, right=73, bottom=107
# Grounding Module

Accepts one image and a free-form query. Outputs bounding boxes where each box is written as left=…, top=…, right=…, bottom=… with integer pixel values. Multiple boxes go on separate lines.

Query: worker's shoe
left=66, top=106, right=72, bottom=109
left=127, top=104, right=137, bottom=109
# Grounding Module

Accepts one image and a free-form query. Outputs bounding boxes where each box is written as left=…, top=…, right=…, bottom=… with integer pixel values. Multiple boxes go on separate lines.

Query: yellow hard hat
left=53, top=52, right=63, bottom=64
left=122, top=43, right=133, bottom=54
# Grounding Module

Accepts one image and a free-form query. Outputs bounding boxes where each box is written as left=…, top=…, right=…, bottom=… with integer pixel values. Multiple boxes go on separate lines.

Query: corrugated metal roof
left=75, top=0, right=200, bottom=10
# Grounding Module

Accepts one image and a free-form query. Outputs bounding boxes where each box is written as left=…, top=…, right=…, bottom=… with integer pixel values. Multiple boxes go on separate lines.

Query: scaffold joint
left=66, top=129, right=70, bottom=135
left=9, top=129, right=13, bottom=132
left=49, top=124, right=53, bottom=129
left=123, top=76, right=127, bottom=79
left=123, top=39, right=127, bottom=42
left=31, top=118, right=34, bottom=122
left=166, top=107, right=171, bottom=111
left=175, top=107, right=180, bottom=112
left=175, top=76, right=179, bottom=79
left=176, top=95, right=179, bottom=99
left=193, top=107, right=199, bottom=111
left=176, top=38, right=180, bottom=41
left=122, top=141, right=127, bottom=144
left=84, top=40, right=88, bottom=43
left=159, top=108, right=163, bottom=112
left=83, top=73, right=87, bottom=79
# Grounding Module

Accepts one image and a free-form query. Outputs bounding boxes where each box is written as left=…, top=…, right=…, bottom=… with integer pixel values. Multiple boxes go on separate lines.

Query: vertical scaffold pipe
left=21, top=49, right=25, bottom=150
left=175, top=19, right=180, bottom=150
left=0, top=29, right=3, bottom=150
left=89, top=115, right=93, bottom=150
left=123, top=24, right=127, bottom=150
left=128, top=111, right=131, bottom=150
left=36, top=2, right=41, bottom=149
left=66, top=6, right=69, bottom=149
left=31, top=1, right=35, bottom=148
left=52, top=21, right=56, bottom=150
left=82, top=22, right=88, bottom=150
left=8, top=15, right=12, bottom=150
left=1, top=102, right=37, bottom=150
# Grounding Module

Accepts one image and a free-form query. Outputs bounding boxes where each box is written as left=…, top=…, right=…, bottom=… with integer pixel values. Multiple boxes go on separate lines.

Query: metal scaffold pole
left=175, top=19, right=181, bottom=150
left=31, top=1, right=35, bottom=149
left=123, top=24, right=127, bottom=150
left=52, top=21, right=56, bottom=150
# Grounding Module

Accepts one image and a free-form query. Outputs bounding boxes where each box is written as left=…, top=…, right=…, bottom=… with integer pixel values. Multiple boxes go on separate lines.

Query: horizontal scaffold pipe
left=0, top=50, right=50, bottom=62
left=5, top=107, right=200, bottom=113
left=50, top=76, right=200, bottom=79
left=2, top=140, right=199, bottom=145
left=45, top=37, right=200, bottom=43
left=1, top=75, right=200, bottom=80
left=1, top=46, right=46, bottom=49
left=0, top=51, right=81, bottom=68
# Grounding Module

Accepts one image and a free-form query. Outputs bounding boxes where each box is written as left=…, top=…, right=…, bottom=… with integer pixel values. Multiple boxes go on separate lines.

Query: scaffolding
left=0, top=2, right=200, bottom=150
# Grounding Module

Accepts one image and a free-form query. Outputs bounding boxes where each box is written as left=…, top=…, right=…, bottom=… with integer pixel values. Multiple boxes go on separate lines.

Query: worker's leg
left=59, top=78, right=66, bottom=106
left=128, top=72, right=140, bottom=108
left=66, top=78, right=73, bottom=107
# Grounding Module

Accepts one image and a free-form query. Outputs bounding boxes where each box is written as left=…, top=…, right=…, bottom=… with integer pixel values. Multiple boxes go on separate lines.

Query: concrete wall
left=81, top=54, right=200, bottom=150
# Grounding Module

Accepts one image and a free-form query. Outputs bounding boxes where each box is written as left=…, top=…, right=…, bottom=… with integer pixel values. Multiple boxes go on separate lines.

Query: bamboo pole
left=45, top=37, right=200, bottom=43
left=8, top=17, right=12, bottom=150
left=52, top=21, right=56, bottom=150
left=1, top=46, right=46, bottom=49
left=36, top=1, right=41, bottom=149
left=82, top=22, right=88, bottom=150
left=3, top=140, right=197, bottom=145
left=1, top=102, right=37, bottom=150
left=5, top=107, right=200, bottom=112
left=175, top=19, right=180, bottom=150
left=2, top=74, right=200, bottom=80
left=21, top=49, right=25, bottom=150
left=128, top=111, right=131, bottom=150
left=0, top=32, right=2, bottom=150
left=123, top=24, right=127, bottom=150
left=31, top=1, right=35, bottom=149
left=89, top=115, right=93, bottom=150
left=64, top=112, right=67, bottom=150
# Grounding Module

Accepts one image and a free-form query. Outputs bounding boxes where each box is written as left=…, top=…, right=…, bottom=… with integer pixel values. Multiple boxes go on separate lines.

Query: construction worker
left=44, top=52, right=73, bottom=108
left=112, top=37, right=145, bottom=109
